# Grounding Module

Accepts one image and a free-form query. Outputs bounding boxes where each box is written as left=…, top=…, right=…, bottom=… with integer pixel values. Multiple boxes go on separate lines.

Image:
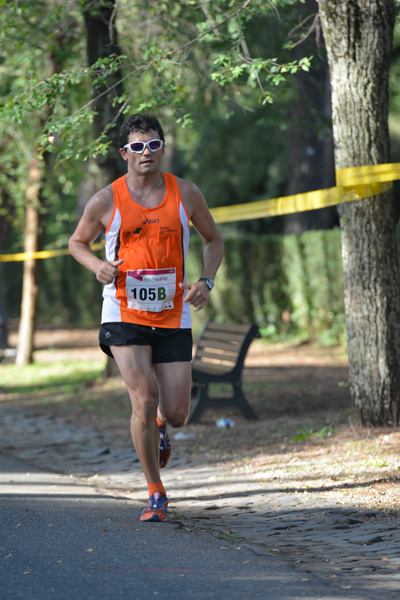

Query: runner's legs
left=109, top=346, right=192, bottom=483
left=110, top=344, right=160, bottom=484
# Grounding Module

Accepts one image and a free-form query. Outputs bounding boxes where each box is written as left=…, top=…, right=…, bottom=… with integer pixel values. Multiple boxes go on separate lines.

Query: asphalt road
left=0, top=451, right=346, bottom=600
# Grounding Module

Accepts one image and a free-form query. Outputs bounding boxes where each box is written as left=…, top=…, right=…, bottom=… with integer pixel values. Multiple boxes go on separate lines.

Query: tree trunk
left=319, top=0, right=400, bottom=425
left=83, top=0, right=125, bottom=188
left=15, top=30, right=66, bottom=365
left=284, top=0, right=336, bottom=234
left=15, top=155, right=42, bottom=365
left=0, top=180, right=13, bottom=350
left=0, top=270, right=8, bottom=351
left=83, top=0, right=125, bottom=378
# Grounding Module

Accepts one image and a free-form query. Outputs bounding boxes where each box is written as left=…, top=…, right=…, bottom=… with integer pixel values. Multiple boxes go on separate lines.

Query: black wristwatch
left=198, top=277, right=214, bottom=291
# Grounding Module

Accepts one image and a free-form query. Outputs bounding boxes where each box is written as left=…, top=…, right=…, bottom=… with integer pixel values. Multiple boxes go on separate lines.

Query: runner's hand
left=180, top=281, right=209, bottom=311
left=96, top=259, right=123, bottom=284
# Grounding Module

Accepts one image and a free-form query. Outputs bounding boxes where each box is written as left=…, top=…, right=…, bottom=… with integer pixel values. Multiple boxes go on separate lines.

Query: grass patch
left=217, top=530, right=245, bottom=543
left=290, top=426, right=314, bottom=441
left=170, top=511, right=187, bottom=520
left=0, top=359, right=105, bottom=397
left=290, top=425, right=335, bottom=442
left=0, top=355, right=130, bottom=424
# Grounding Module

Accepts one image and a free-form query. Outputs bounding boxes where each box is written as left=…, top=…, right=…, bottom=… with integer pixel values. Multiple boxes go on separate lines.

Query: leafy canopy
left=0, top=0, right=312, bottom=164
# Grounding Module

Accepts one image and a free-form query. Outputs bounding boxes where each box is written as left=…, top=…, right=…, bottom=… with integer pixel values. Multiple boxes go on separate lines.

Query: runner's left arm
left=180, top=183, right=224, bottom=311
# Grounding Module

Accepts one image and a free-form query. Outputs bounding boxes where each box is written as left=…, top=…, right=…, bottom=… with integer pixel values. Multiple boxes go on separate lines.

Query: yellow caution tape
left=336, top=163, right=400, bottom=187
left=209, top=162, right=399, bottom=224
left=1, top=162, right=400, bottom=261
left=0, top=240, right=105, bottom=263
left=210, top=180, right=392, bottom=224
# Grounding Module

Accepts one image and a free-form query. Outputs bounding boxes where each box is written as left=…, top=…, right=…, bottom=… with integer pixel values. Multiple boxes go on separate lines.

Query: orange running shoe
left=140, top=492, right=168, bottom=522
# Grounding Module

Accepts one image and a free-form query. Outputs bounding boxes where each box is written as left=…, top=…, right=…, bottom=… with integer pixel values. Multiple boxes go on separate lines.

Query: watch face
left=199, top=277, right=214, bottom=290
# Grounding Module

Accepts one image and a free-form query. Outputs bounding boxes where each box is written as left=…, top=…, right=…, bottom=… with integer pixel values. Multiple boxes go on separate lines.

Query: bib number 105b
left=125, top=268, right=176, bottom=312
left=131, top=287, right=166, bottom=302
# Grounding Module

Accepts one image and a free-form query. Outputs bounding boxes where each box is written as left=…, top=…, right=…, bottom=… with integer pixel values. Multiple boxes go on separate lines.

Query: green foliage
left=281, top=235, right=310, bottom=333
left=1, top=53, right=127, bottom=161
left=390, top=3, right=400, bottom=115
left=3, top=251, right=103, bottom=327
left=175, top=105, right=290, bottom=217
left=0, top=0, right=91, bottom=238
left=0, top=0, right=315, bottom=165
left=217, top=530, right=245, bottom=543
left=190, top=227, right=346, bottom=344
left=290, top=425, right=314, bottom=441
left=290, top=424, right=335, bottom=442
left=211, top=53, right=312, bottom=105
left=39, top=254, right=104, bottom=326
left=316, top=425, right=335, bottom=439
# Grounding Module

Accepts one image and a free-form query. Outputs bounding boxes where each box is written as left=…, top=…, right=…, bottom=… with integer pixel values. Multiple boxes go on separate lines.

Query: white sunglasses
left=123, top=139, right=164, bottom=153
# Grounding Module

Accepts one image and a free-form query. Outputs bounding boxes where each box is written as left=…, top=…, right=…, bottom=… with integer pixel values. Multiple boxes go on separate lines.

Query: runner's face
left=121, top=129, right=165, bottom=175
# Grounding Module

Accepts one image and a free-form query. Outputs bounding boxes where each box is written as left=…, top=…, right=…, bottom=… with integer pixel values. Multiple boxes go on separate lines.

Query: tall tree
left=319, top=0, right=400, bottom=425
left=82, top=0, right=125, bottom=187
left=15, top=152, right=44, bottom=365
left=283, top=0, right=336, bottom=234
left=0, top=160, right=13, bottom=351
left=82, top=0, right=126, bottom=377
left=16, top=26, right=68, bottom=365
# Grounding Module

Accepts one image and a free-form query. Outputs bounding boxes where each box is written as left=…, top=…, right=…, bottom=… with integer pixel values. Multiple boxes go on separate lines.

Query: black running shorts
left=99, top=322, right=193, bottom=363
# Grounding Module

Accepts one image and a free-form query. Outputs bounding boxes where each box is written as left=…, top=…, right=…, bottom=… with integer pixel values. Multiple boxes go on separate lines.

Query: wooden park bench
left=187, top=321, right=261, bottom=424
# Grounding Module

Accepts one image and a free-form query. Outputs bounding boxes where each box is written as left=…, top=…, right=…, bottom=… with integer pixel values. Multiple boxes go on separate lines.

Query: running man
left=69, top=113, right=224, bottom=522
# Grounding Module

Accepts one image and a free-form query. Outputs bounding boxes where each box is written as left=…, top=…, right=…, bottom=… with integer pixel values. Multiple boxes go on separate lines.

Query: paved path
left=1, top=452, right=337, bottom=600
left=1, top=406, right=400, bottom=599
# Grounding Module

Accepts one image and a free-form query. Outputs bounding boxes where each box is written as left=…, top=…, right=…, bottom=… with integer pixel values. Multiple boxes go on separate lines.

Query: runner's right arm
left=68, top=186, right=123, bottom=285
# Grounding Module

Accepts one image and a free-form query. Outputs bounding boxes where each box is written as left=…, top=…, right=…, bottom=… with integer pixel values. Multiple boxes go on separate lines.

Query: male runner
left=69, top=113, right=224, bottom=522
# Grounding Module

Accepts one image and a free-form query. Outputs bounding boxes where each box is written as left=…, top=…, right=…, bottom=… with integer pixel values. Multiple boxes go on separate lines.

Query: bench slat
left=202, top=322, right=250, bottom=334
left=196, top=339, right=242, bottom=352
left=201, top=330, right=246, bottom=343
left=196, top=349, right=238, bottom=362
left=192, top=362, right=231, bottom=374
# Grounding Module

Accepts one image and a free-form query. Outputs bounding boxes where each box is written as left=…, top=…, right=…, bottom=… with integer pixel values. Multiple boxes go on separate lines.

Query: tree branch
left=166, top=0, right=253, bottom=57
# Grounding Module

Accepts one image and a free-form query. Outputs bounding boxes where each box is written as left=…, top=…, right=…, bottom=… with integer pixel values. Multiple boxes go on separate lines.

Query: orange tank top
left=101, top=172, right=191, bottom=329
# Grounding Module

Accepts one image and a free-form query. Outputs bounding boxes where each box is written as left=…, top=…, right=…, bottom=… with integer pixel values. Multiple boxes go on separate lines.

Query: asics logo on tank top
left=143, top=217, right=160, bottom=224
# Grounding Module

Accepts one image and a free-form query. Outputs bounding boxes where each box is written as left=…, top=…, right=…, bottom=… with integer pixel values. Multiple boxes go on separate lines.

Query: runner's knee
left=164, top=405, right=190, bottom=428
left=129, top=385, right=159, bottom=422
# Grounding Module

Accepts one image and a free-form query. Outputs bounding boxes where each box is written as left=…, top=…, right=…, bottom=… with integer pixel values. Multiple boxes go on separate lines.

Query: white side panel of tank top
left=102, top=207, right=121, bottom=301
left=104, top=206, right=121, bottom=261
left=101, top=295, right=122, bottom=323
left=179, top=201, right=192, bottom=328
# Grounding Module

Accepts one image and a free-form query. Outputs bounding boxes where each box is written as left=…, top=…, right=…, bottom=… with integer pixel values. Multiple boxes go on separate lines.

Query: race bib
left=126, top=268, right=176, bottom=312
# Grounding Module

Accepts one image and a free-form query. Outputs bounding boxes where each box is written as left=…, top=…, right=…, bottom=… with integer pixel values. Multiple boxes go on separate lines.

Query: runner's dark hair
left=119, top=114, right=165, bottom=148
